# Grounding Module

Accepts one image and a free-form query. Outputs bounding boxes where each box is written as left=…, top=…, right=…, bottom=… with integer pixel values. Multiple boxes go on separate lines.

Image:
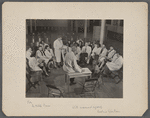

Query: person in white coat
left=106, top=53, right=123, bottom=72
left=53, top=35, right=63, bottom=67
left=63, top=44, right=84, bottom=85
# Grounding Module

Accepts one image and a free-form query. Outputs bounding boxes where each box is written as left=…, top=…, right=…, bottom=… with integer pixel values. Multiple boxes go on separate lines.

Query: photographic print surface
left=26, top=19, right=123, bottom=98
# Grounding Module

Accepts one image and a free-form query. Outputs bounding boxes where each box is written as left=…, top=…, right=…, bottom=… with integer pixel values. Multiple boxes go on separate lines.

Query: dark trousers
left=80, top=53, right=88, bottom=63
left=70, top=78, right=75, bottom=83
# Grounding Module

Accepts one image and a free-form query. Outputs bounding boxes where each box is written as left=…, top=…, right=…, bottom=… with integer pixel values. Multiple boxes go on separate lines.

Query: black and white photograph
left=26, top=19, right=123, bottom=98
left=3, top=2, right=148, bottom=116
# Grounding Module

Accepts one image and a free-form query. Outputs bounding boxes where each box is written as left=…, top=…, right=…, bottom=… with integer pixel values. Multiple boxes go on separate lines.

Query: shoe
left=70, top=82, right=76, bottom=86
left=45, top=73, right=49, bottom=77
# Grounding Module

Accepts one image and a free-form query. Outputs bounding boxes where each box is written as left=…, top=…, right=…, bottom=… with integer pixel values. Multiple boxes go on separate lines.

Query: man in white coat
left=53, top=35, right=63, bottom=67
left=63, top=44, right=84, bottom=85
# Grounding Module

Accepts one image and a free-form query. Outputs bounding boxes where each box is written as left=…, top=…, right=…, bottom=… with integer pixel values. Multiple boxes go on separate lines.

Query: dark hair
left=45, top=45, right=49, bottom=50
left=30, top=50, right=36, bottom=57
left=26, top=46, right=33, bottom=51
left=57, top=34, right=62, bottom=39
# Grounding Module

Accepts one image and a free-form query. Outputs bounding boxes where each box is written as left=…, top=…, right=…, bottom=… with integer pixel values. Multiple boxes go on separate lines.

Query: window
left=106, top=20, right=111, bottom=25
left=120, top=20, right=123, bottom=27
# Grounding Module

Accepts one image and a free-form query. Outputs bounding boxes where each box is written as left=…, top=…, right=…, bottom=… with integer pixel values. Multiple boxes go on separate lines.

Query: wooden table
left=65, top=68, right=92, bottom=93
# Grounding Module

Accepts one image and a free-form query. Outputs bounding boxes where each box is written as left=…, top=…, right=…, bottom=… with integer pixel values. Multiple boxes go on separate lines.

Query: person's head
left=71, top=44, right=77, bottom=53
left=110, top=46, right=113, bottom=50
left=79, top=41, right=82, bottom=46
left=85, top=42, right=89, bottom=47
left=36, top=42, right=40, bottom=47
left=94, top=43, right=98, bottom=48
left=38, top=45, right=43, bottom=51
left=45, top=45, right=49, bottom=50
left=41, top=40, right=44, bottom=44
left=102, top=44, right=105, bottom=48
left=39, top=37, right=41, bottom=42
left=26, top=46, right=32, bottom=52
left=57, top=35, right=62, bottom=41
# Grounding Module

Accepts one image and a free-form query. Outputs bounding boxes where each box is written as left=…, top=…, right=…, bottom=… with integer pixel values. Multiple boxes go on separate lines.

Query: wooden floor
left=26, top=66, right=123, bottom=98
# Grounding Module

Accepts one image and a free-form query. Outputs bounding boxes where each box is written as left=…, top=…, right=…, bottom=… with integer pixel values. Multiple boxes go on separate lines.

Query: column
left=111, top=20, right=114, bottom=26
left=30, top=19, right=32, bottom=33
left=87, top=20, right=90, bottom=32
left=100, top=20, right=106, bottom=45
left=71, top=20, right=73, bottom=32
left=75, top=20, right=78, bottom=33
left=118, top=20, right=120, bottom=26
left=84, top=20, right=87, bottom=41
left=35, top=19, right=36, bottom=31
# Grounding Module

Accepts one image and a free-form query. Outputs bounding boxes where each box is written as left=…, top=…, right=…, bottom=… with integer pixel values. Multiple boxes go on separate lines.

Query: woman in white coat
left=53, top=35, right=63, bottom=67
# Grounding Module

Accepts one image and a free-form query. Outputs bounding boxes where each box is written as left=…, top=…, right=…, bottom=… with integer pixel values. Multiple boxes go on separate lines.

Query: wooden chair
left=46, top=84, right=64, bottom=97
left=26, top=59, right=41, bottom=92
left=110, top=66, right=123, bottom=84
left=78, top=77, right=99, bottom=98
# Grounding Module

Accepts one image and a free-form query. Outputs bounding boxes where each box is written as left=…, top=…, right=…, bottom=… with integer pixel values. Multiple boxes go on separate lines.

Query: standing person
left=63, top=44, right=84, bottom=85
left=53, top=35, right=63, bottom=67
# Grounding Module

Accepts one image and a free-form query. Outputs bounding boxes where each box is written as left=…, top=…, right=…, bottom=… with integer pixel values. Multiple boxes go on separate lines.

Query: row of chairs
left=26, top=58, right=123, bottom=98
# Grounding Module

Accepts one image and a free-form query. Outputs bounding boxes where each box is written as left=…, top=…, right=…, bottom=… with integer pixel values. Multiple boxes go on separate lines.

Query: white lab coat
left=29, top=57, right=42, bottom=71
left=53, top=39, right=63, bottom=62
left=44, top=49, right=54, bottom=60
left=91, top=47, right=102, bottom=58
left=63, top=51, right=82, bottom=73
left=106, top=55, right=123, bottom=71
left=36, top=50, right=49, bottom=64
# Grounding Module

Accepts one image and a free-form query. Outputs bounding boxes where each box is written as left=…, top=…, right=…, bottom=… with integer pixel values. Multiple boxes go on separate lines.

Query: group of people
left=26, top=34, right=123, bottom=86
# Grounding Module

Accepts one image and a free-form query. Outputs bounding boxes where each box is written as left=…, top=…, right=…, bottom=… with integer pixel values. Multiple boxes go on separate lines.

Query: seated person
left=107, top=47, right=116, bottom=60
left=28, top=47, right=49, bottom=77
left=97, top=45, right=108, bottom=69
left=102, top=53, right=123, bottom=76
left=63, top=44, right=84, bottom=85
left=90, top=43, right=102, bottom=65
left=80, top=42, right=92, bottom=64
left=92, top=45, right=107, bottom=74
left=44, top=45, right=57, bottom=69
left=36, top=45, right=50, bottom=73
left=26, top=46, right=32, bottom=60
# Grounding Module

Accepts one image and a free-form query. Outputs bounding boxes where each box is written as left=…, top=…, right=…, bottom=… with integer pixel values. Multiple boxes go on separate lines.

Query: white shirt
left=36, top=50, right=49, bottom=64
left=106, top=55, right=123, bottom=71
left=44, top=49, right=53, bottom=59
left=107, top=49, right=116, bottom=59
left=53, top=39, right=63, bottom=50
left=63, top=51, right=82, bottom=73
left=26, top=50, right=31, bottom=60
left=91, top=47, right=102, bottom=57
left=82, top=46, right=91, bottom=57
left=29, top=57, right=42, bottom=71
